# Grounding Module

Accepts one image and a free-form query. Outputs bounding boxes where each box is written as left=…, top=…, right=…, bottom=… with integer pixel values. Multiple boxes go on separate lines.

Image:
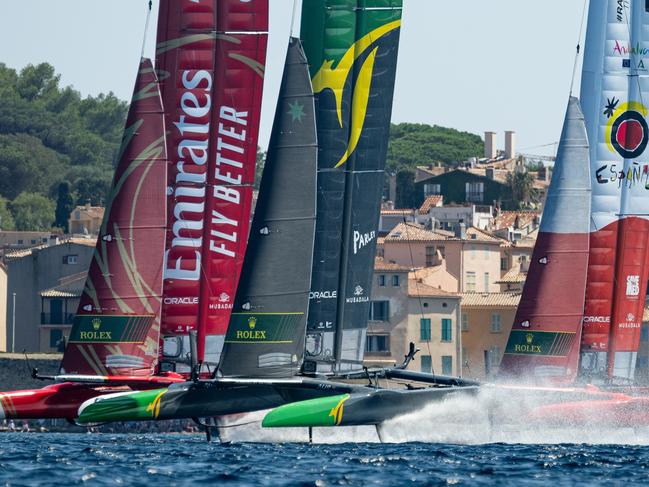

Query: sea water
left=2, top=433, right=649, bottom=485
left=4, top=390, right=649, bottom=485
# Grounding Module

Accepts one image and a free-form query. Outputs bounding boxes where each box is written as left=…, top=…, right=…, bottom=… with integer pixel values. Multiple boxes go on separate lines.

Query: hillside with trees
left=387, top=123, right=484, bottom=173
left=0, top=62, right=126, bottom=231
left=387, top=123, right=484, bottom=208
left=0, top=63, right=485, bottom=230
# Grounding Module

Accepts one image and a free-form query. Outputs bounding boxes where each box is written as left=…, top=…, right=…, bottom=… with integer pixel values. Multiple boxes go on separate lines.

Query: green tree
left=387, top=123, right=483, bottom=174
left=0, top=62, right=127, bottom=205
left=65, top=166, right=112, bottom=206
left=507, top=170, right=539, bottom=210
left=0, top=133, right=68, bottom=200
left=0, top=197, right=15, bottom=230
left=16, top=63, right=60, bottom=101
left=54, top=181, right=75, bottom=232
left=11, top=192, right=55, bottom=231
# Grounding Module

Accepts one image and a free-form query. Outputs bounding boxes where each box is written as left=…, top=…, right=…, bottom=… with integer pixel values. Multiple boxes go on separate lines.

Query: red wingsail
left=60, top=59, right=167, bottom=376
left=498, top=98, right=591, bottom=384
left=156, top=0, right=268, bottom=368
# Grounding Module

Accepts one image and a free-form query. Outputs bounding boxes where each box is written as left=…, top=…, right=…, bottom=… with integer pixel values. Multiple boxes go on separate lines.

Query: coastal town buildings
left=379, top=208, right=414, bottom=235
left=0, top=232, right=56, bottom=251
left=460, top=292, right=520, bottom=380
left=3, top=239, right=95, bottom=353
left=68, top=203, right=105, bottom=236
left=492, top=210, right=541, bottom=242
left=39, top=273, right=85, bottom=353
left=365, top=258, right=411, bottom=368
left=366, top=258, right=462, bottom=376
left=383, top=222, right=505, bottom=293
left=415, top=167, right=511, bottom=208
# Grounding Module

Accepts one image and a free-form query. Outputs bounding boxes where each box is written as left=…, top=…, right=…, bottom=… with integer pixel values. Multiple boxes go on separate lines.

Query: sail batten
left=302, top=0, right=403, bottom=374
left=579, top=0, right=649, bottom=381
left=498, top=97, right=591, bottom=384
left=218, top=38, right=318, bottom=378
left=156, top=0, right=268, bottom=372
left=60, top=59, right=167, bottom=377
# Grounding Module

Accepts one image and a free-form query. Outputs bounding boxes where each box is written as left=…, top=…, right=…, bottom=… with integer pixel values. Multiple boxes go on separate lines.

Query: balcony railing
left=41, top=313, right=75, bottom=325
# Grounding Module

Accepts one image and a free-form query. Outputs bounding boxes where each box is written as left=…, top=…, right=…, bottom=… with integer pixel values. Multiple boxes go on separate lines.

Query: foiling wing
left=301, top=0, right=403, bottom=374
left=156, top=0, right=269, bottom=371
left=218, top=38, right=318, bottom=378
left=498, top=97, right=590, bottom=384
left=579, top=0, right=649, bottom=380
left=60, top=59, right=167, bottom=377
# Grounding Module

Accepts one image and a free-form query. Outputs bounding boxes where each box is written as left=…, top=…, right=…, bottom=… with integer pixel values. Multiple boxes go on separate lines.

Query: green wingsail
left=77, top=388, right=168, bottom=424
left=262, top=394, right=350, bottom=428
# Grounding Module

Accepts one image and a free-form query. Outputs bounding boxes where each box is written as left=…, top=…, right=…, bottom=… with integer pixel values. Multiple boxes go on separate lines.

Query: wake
left=214, top=387, right=649, bottom=445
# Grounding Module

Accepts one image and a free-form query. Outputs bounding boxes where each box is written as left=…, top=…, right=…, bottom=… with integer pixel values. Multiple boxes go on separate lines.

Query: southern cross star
left=287, top=100, right=305, bottom=123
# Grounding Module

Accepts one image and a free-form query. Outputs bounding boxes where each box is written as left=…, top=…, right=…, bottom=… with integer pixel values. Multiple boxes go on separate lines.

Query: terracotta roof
left=381, top=209, right=414, bottom=216
left=4, top=244, right=48, bottom=260
left=494, top=211, right=540, bottom=231
left=497, top=267, right=527, bottom=284
left=71, top=205, right=104, bottom=219
left=385, top=222, right=450, bottom=242
left=67, top=237, right=97, bottom=247
left=385, top=222, right=504, bottom=245
left=40, top=273, right=86, bottom=298
left=374, top=257, right=410, bottom=272
left=4, top=238, right=96, bottom=261
left=480, top=158, right=518, bottom=169
left=411, top=266, right=442, bottom=279
left=408, top=278, right=458, bottom=298
left=465, top=168, right=509, bottom=184
left=418, top=195, right=444, bottom=213
left=40, top=289, right=81, bottom=298
left=464, top=227, right=504, bottom=244
left=460, top=292, right=521, bottom=308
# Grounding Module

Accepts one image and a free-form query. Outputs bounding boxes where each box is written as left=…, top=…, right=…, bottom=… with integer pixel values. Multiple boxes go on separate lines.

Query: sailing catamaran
left=496, top=0, right=649, bottom=424
left=16, top=0, right=644, bottom=434
left=0, top=0, right=270, bottom=420
left=75, top=1, right=480, bottom=432
left=500, top=0, right=649, bottom=385
left=0, top=58, right=185, bottom=419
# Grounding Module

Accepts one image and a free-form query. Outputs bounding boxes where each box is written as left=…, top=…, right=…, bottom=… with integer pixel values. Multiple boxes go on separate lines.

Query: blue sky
left=0, top=1, right=586, bottom=155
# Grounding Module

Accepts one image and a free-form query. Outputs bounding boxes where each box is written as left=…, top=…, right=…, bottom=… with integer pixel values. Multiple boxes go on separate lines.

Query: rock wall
left=0, top=353, right=61, bottom=391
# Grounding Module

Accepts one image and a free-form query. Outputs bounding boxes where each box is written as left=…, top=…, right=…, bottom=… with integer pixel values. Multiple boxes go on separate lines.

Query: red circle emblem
left=611, top=111, right=649, bottom=159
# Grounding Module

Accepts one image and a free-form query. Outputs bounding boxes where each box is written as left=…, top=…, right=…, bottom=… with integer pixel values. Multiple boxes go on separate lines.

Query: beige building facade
left=0, top=232, right=55, bottom=250
left=408, top=279, right=462, bottom=376
left=68, top=204, right=105, bottom=235
left=365, top=258, right=462, bottom=376
left=383, top=222, right=505, bottom=294
left=460, top=292, right=520, bottom=380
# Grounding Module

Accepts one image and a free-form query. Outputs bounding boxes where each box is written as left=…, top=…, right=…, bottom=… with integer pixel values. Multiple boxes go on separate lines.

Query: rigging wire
left=400, top=212, right=436, bottom=376
left=140, top=0, right=153, bottom=60
left=569, top=0, right=588, bottom=96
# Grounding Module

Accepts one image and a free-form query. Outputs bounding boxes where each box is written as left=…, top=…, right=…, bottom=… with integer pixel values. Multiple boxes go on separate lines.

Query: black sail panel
left=218, top=38, right=317, bottom=378
left=336, top=6, right=402, bottom=372
left=302, top=0, right=356, bottom=372
left=302, top=0, right=403, bottom=373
